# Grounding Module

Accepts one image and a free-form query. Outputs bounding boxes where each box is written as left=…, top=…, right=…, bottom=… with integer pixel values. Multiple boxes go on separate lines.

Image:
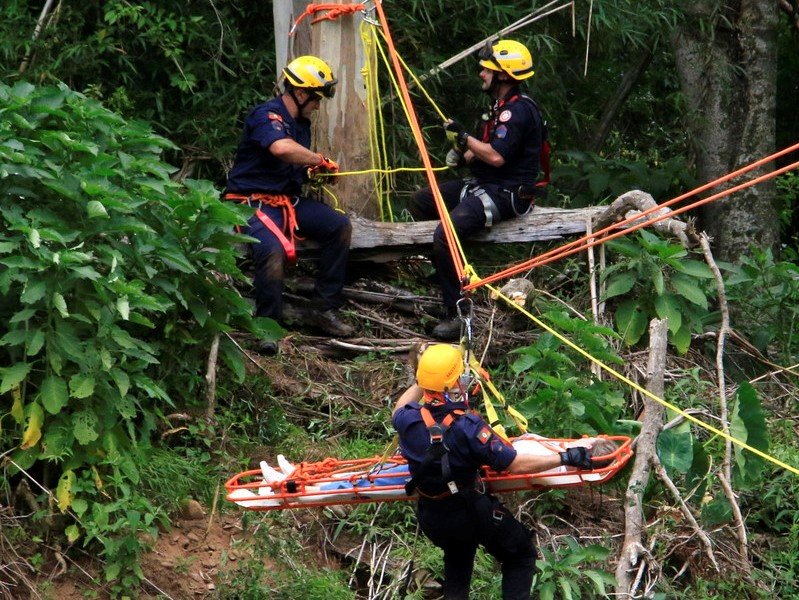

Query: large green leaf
left=614, top=300, right=648, bottom=346
left=69, top=373, right=96, bottom=399
left=730, top=382, right=768, bottom=488
left=40, top=375, right=69, bottom=414
left=669, top=324, right=692, bottom=355
left=1, top=362, right=32, bottom=393
left=653, top=293, right=682, bottom=334
left=72, top=410, right=100, bottom=445
left=673, top=259, right=714, bottom=278
left=603, top=273, right=636, bottom=300
left=657, top=425, right=693, bottom=475
left=670, top=273, right=708, bottom=309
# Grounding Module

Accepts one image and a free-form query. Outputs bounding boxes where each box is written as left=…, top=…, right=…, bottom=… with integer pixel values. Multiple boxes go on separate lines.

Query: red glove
left=310, top=154, right=339, bottom=175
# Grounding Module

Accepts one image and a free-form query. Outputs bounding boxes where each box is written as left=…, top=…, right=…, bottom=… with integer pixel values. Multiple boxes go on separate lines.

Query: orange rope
left=465, top=144, right=799, bottom=291
left=372, top=1, right=466, bottom=283
left=290, top=3, right=366, bottom=35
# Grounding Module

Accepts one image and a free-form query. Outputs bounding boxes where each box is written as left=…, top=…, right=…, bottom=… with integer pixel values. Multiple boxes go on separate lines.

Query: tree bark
left=615, top=319, right=668, bottom=599
left=275, top=0, right=375, bottom=216
left=671, top=1, right=779, bottom=261
left=588, top=47, right=654, bottom=153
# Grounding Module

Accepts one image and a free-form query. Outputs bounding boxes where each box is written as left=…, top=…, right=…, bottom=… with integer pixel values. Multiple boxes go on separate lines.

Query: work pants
left=417, top=492, right=537, bottom=600
left=409, top=179, right=529, bottom=313
left=247, top=196, right=351, bottom=321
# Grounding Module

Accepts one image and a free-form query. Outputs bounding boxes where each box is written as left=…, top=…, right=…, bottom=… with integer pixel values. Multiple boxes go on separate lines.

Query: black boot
left=432, top=317, right=461, bottom=341
left=308, top=309, right=355, bottom=337
left=257, top=340, right=279, bottom=355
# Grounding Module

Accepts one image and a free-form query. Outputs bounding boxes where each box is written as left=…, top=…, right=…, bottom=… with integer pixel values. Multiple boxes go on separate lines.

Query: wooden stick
left=615, top=319, right=668, bottom=599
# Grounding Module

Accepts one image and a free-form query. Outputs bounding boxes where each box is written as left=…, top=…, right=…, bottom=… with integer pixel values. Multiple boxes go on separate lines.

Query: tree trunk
left=671, top=1, right=779, bottom=261
left=274, top=0, right=376, bottom=217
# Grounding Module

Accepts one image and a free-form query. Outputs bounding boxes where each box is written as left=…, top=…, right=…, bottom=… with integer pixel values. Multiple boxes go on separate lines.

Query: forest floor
left=10, top=262, right=778, bottom=599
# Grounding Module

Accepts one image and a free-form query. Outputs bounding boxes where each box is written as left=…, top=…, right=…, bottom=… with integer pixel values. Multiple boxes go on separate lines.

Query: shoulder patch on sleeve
left=495, top=124, right=508, bottom=139
left=498, top=109, right=512, bottom=123
left=477, top=426, right=493, bottom=445
left=267, top=112, right=283, bottom=122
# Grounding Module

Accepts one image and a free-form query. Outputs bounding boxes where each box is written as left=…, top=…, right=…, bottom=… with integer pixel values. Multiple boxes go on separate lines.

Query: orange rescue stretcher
left=225, top=435, right=633, bottom=511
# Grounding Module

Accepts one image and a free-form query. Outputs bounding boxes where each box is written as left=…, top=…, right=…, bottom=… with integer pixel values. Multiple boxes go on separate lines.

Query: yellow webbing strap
left=468, top=355, right=528, bottom=440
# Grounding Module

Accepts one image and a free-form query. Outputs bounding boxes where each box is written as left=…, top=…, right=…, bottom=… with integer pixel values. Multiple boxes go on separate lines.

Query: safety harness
left=223, top=193, right=303, bottom=265
left=479, top=92, right=551, bottom=190
left=404, top=405, right=473, bottom=500
left=468, top=93, right=551, bottom=227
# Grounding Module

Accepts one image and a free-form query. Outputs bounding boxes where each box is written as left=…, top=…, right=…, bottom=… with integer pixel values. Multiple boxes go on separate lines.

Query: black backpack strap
left=404, top=408, right=462, bottom=497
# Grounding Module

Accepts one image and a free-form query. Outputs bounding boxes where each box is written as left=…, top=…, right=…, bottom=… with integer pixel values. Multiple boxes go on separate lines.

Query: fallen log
left=348, top=206, right=606, bottom=249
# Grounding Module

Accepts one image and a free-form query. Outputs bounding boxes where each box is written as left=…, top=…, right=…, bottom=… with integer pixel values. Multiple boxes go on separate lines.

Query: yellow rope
left=360, top=22, right=385, bottom=220
left=487, top=284, right=799, bottom=478
left=375, top=28, right=448, bottom=123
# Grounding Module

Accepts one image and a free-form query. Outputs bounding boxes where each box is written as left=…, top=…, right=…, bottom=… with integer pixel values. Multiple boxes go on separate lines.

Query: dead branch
left=696, top=232, right=750, bottom=566
left=204, top=333, right=221, bottom=421
left=615, top=318, right=668, bottom=599
left=696, top=233, right=732, bottom=481
left=588, top=47, right=654, bottom=152
left=779, top=0, right=799, bottom=32
left=593, top=190, right=691, bottom=247
left=652, top=453, right=720, bottom=571
left=18, top=0, right=57, bottom=74
left=717, top=472, right=749, bottom=569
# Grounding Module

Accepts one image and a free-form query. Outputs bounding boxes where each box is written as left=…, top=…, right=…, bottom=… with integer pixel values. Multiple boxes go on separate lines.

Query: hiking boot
left=432, top=317, right=461, bottom=341
left=308, top=309, right=355, bottom=337
left=257, top=340, right=279, bottom=355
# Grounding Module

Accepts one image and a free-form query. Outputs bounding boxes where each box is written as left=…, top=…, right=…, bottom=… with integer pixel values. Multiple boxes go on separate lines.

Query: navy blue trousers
left=409, top=180, right=527, bottom=313
left=418, top=492, right=537, bottom=599
left=245, top=196, right=351, bottom=321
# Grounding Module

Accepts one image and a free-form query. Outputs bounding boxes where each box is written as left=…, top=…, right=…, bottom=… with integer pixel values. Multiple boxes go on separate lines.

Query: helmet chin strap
left=288, top=88, right=315, bottom=114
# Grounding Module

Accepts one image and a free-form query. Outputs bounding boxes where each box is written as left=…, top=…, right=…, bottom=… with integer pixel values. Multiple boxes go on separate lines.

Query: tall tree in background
left=671, top=0, right=779, bottom=261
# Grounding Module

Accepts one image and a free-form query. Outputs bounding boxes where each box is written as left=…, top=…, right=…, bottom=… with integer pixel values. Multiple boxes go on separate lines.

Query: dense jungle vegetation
left=1, top=1, right=799, bottom=598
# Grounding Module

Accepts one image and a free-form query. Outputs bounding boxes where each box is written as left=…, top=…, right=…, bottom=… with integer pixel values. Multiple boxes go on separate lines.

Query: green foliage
left=0, top=1, right=276, bottom=183
left=553, top=150, right=694, bottom=208
left=508, top=309, right=626, bottom=437
left=729, top=383, right=768, bottom=489
left=0, top=80, right=256, bottom=592
left=535, top=536, right=615, bottom=600
left=216, top=563, right=355, bottom=600
left=722, top=249, right=799, bottom=364
left=603, top=230, right=715, bottom=354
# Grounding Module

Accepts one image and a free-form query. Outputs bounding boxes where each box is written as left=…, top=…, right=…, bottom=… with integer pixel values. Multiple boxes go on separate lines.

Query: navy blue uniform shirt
left=392, top=401, right=517, bottom=477
left=469, top=87, right=543, bottom=188
left=226, top=96, right=311, bottom=195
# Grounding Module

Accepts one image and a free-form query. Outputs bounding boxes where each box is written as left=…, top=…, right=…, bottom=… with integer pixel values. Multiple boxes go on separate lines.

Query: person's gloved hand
left=560, top=447, right=593, bottom=470
left=310, top=154, right=339, bottom=175
left=445, top=148, right=465, bottom=169
left=444, top=120, right=470, bottom=149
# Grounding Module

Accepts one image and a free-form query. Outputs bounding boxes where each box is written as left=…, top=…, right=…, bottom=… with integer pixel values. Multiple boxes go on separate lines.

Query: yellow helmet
left=478, top=39, right=535, bottom=81
left=416, top=344, right=464, bottom=392
left=282, top=55, right=338, bottom=98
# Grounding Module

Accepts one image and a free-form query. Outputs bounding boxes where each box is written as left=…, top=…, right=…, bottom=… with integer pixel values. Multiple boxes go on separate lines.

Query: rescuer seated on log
left=223, top=55, right=355, bottom=354
left=409, top=39, right=551, bottom=341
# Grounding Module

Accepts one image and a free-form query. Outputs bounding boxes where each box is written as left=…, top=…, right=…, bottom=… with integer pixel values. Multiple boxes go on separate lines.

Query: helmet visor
left=477, top=40, right=501, bottom=70
left=314, top=78, right=338, bottom=99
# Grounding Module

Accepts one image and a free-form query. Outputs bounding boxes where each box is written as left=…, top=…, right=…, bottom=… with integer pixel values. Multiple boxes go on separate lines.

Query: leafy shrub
left=0, top=80, right=257, bottom=592
left=507, top=310, right=626, bottom=437
left=722, top=248, right=799, bottom=364
left=603, top=230, right=716, bottom=354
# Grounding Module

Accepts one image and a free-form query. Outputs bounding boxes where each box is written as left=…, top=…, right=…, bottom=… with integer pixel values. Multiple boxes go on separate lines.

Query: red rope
left=290, top=3, right=365, bottom=35
left=372, top=0, right=465, bottom=282
left=465, top=143, right=799, bottom=291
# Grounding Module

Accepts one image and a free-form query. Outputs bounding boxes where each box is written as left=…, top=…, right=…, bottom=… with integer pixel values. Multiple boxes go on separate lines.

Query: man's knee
left=409, top=188, right=433, bottom=220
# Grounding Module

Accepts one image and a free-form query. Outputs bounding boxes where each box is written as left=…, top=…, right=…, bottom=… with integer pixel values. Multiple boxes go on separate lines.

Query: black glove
left=560, top=447, right=593, bottom=470
left=444, top=120, right=470, bottom=150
